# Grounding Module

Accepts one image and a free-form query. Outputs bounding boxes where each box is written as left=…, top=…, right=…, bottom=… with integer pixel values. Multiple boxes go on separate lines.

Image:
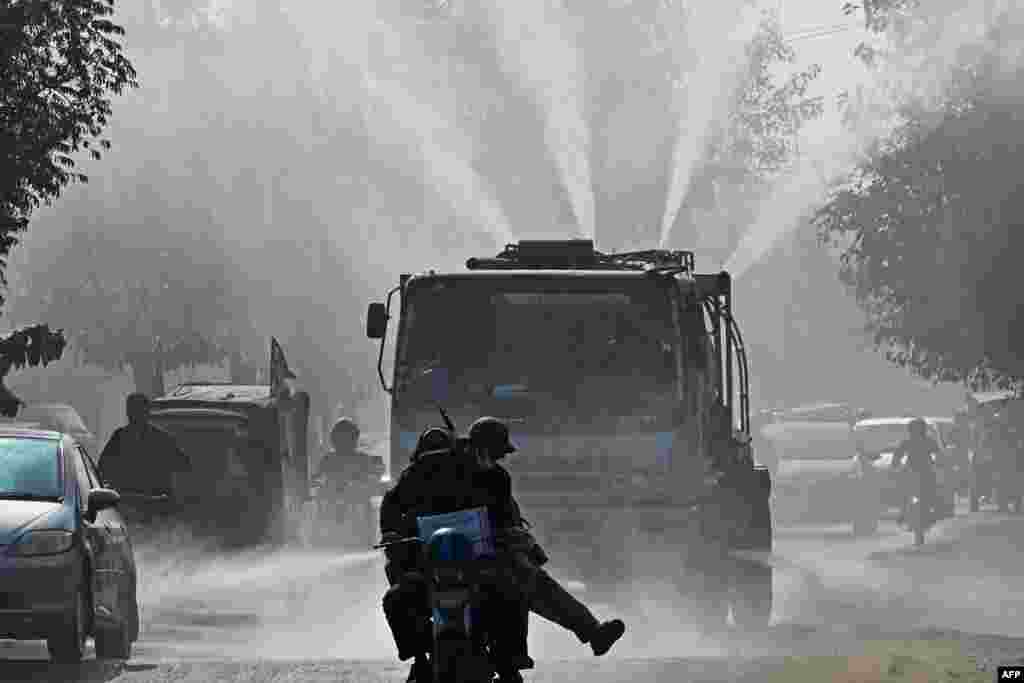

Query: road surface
left=2, top=506, right=1023, bottom=682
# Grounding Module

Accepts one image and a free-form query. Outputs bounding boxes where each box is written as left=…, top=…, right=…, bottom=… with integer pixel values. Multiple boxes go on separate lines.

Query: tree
left=0, top=0, right=136, bottom=277
left=815, top=2, right=1024, bottom=390
left=14, top=168, right=251, bottom=395
left=0, top=0, right=137, bottom=390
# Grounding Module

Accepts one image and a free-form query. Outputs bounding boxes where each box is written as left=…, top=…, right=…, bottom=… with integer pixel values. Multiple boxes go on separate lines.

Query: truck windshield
left=396, top=277, right=680, bottom=430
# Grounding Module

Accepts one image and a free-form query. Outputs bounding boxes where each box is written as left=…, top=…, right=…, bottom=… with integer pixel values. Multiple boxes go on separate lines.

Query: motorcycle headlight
left=10, top=530, right=74, bottom=557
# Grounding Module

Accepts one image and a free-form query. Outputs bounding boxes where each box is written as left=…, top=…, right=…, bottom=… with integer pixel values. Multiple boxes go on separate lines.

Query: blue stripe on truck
left=399, top=430, right=676, bottom=466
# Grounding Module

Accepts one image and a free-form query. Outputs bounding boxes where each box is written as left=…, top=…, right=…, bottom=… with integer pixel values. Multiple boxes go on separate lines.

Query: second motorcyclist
left=893, top=417, right=940, bottom=527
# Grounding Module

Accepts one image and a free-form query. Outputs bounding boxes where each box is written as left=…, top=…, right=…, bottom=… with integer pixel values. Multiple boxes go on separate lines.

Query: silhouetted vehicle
left=964, top=391, right=1021, bottom=512
left=145, top=341, right=312, bottom=548
left=757, top=404, right=858, bottom=527
left=377, top=508, right=502, bottom=683
left=367, top=240, right=772, bottom=631
left=0, top=424, right=139, bottom=662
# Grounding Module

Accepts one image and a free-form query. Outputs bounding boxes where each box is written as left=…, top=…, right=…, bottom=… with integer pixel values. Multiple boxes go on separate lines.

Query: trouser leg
left=383, top=575, right=431, bottom=661
left=479, top=582, right=531, bottom=671
left=528, top=567, right=601, bottom=643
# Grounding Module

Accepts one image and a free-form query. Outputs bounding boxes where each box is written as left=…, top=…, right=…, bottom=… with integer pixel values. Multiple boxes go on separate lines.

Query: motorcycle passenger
left=893, top=417, right=940, bottom=526
left=466, top=418, right=626, bottom=659
left=380, top=418, right=626, bottom=683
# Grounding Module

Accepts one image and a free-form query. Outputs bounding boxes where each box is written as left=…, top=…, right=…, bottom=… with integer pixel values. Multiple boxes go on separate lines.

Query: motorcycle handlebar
left=116, top=490, right=172, bottom=503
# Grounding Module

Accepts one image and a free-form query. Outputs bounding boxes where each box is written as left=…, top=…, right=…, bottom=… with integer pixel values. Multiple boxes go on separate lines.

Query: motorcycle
left=310, top=475, right=378, bottom=548
left=376, top=506, right=500, bottom=683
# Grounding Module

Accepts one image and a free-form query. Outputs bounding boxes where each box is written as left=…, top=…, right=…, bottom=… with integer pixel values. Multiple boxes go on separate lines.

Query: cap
left=468, top=416, right=517, bottom=455
left=331, top=417, right=360, bottom=439
left=413, top=426, right=455, bottom=460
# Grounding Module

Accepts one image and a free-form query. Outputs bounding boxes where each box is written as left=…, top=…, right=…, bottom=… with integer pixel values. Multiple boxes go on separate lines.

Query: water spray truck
left=367, top=239, right=772, bottom=628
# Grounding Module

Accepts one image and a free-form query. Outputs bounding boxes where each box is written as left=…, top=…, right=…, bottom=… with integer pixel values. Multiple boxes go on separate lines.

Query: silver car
left=0, top=423, right=139, bottom=661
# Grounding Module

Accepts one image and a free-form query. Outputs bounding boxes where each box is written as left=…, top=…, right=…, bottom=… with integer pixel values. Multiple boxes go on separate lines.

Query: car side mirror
left=87, top=488, right=120, bottom=517
left=367, top=302, right=388, bottom=339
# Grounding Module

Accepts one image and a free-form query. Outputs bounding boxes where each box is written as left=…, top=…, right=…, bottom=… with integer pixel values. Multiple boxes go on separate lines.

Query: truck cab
left=368, top=239, right=772, bottom=629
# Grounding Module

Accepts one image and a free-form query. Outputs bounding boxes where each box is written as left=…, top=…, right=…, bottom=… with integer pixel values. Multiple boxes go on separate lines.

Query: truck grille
left=513, top=472, right=603, bottom=493
left=0, top=592, right=27, bottom=610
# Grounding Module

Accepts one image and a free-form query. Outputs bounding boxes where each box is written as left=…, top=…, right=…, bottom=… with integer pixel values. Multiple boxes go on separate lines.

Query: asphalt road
left=3, top=502, right=1024, bottom=682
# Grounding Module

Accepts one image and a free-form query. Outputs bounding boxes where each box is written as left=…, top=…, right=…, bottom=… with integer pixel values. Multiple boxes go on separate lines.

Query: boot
left=406, top=654, right=431, bottom=683
left=583, top=619, right=626, bottom=656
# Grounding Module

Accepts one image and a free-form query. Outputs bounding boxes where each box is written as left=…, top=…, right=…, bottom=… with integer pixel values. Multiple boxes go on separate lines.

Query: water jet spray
left=481, top=0, right=595, bottom=240
left=658, top=1, right=763, bottom=250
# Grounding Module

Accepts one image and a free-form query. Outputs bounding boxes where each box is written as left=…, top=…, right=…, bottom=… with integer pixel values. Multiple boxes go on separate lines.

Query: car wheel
left=94, top=621, right=132, bottom=659
left=123, top=582, right=140, bottom=643
left=47, top=585, right=87, bottom=663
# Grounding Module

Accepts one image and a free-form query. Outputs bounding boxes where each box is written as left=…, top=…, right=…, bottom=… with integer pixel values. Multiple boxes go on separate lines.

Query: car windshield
left=396, top=277, right=681, bottom=430
left=0, top=437, right=62, bottom=499
left=855, top=423, right=913, bottom=454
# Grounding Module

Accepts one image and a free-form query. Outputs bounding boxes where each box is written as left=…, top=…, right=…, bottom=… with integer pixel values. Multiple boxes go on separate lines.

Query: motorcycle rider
left=315, top=417, right=380, bottom=491
left=315, top=417, right=381, bottom=543
left=98, top=392, right=190, bottom=498
left=380, top=417, right=626, bottom=683
left=893, top=417, right=940, bottom=526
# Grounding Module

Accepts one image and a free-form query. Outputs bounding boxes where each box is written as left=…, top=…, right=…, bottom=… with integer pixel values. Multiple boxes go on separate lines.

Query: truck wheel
left=730, top=558, right=772, bottom=630
left=676, top=566, right=729, bottom=635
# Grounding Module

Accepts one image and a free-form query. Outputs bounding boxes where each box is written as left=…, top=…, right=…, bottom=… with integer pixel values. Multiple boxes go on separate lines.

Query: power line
left=784, top=22, right=856, bottom=43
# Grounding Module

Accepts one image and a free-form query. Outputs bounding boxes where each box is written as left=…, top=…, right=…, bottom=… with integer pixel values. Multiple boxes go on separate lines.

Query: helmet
left=331, top=417, right=360, bottom=441
left=413, top=426, right=454, bottom=460
left=468, top=416, right=517, bottom=456
left=908, top=417, right=927, bottom=434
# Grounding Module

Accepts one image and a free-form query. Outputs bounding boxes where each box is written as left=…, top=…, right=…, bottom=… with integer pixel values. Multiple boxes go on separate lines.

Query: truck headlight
left=10, top=530, right=74, bottom=557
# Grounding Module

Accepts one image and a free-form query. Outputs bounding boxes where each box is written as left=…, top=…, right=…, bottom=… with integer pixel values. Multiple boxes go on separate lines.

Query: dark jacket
left=98, top=422, right=191, bottom=494
left=894, top=435, right=940, bottom=473
left=380, top=449, right=543, bottom=579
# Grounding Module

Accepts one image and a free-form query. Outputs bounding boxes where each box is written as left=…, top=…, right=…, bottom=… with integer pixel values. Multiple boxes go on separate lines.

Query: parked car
left=17, top=403, right=99, bottom=457
left=852, top=417, right=957, bottom=528
left=759, top=418, right=860, bottom=525
left=0, top=423, right=139, bottom=661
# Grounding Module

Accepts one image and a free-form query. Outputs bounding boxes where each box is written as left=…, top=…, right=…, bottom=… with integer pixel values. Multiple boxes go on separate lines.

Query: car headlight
left=10, top=530, right=74, bottom=557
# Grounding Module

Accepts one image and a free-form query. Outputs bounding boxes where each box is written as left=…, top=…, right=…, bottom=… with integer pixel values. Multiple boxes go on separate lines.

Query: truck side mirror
left=367, top=302, right=388, bottom=339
